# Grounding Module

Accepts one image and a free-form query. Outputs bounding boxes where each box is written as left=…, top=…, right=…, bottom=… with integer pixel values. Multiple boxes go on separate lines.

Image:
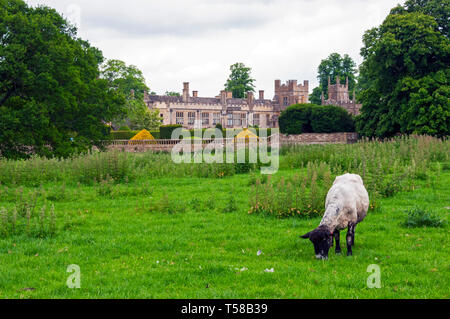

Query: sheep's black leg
left=334, top=230, right=341, bottom=254
left=351, top=224, right=356, bottom=246
left=346, top=223, right=355, bottom=256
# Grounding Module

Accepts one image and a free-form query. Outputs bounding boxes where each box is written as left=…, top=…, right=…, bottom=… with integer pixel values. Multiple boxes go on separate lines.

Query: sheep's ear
left=300, top=232, right=311, bottom=239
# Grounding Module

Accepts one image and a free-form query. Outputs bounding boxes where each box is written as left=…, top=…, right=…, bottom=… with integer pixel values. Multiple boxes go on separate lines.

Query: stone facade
left=274, top=79, right=309, bottom=109
left=144, top=80, right=309, bottom=129
left=321, top=76, right=362, bottom=116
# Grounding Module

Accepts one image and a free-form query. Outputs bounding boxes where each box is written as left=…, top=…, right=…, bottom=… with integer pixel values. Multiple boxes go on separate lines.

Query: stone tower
left=274, top=79, right=309, bottom=110
left=322, top=76, right=361, bottom=116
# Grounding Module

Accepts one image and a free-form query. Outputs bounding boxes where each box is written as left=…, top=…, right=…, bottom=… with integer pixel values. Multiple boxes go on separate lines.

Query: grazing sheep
left=301, top=173, right=369, bottom=259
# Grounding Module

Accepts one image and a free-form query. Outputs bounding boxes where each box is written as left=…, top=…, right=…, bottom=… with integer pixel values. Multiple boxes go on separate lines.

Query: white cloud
left=25, top=0, right=404, bottom=98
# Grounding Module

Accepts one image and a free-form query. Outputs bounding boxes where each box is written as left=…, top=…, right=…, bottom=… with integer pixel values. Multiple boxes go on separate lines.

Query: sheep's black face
left=301, top=226, right=333, bottom=260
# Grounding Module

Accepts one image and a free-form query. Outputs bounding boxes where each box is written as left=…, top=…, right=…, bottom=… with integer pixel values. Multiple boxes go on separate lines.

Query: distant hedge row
left=279, top=104, right=355, bottom=135
left=110, top=127, right=274, bottom=140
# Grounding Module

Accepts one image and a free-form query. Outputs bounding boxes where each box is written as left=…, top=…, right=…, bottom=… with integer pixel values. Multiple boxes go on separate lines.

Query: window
left=176, top=112, right=184, bottom=125
left=227, top=113, right=233, bottom=127
left=241, top=113, right=246, bottom=127
left=213, top=113, right=220, bottom=125
left=233, top=113, right=242, bottom=127
left=202, top=112, right=210, bottom=126
left=283, top=97, right=289, bottom=106
left=253, top=114, right=260, bottom=126
left=266, top=114, right=271, bottom=128
left=188, top=112, right=195, bottom=125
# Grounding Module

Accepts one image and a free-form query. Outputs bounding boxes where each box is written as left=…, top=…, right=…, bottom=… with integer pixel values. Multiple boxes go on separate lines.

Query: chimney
left=247, top=92, right=254, bottom=106
left=328, top=76, right=331, bottom=86
left=183, top=82, right=190, bottom=102
left=275, top=79, right=281, bottom=89
left=303, top=80, right=309, bottom=90
left=259, top=90, right=265, bottom=100
left=336, top=76, right=340, bottom=85
left=226, top=91, right=233, bottom=99
left=346, top=76, right=349, bottom=88
left=220, top=90, right=227, bottom=105
left=192, top=91, right=198, bottom=98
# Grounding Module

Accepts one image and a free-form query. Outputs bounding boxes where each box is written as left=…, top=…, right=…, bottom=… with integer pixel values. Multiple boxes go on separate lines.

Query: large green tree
left=356, top=2, right=449, bottom=138
left=0, top=0, right=125, bottom=159
left=100, top=59, right=160, bottom=130
left=224, top=62, right=256, bottom=98
left=312, top=53, right=357, bottom=103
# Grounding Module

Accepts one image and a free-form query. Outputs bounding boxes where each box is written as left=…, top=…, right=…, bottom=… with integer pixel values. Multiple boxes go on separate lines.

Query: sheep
left=301, top=173, right=369, bottom=260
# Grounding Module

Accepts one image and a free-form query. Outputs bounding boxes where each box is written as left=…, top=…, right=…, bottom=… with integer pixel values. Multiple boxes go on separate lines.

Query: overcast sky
left=26, top=0, right=404, bottom=98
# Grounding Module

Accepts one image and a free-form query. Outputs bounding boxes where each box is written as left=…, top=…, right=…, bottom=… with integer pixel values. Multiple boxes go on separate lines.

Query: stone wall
left=280, top=132, right=358, bottom=145
left=104, top=132, right=358, bottom=153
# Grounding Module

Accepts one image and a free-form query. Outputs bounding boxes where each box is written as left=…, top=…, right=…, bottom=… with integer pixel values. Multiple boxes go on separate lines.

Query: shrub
left=249, top=169, right=331, bottom=219
left=402, top=207, right=446, bottom=228
left=279, top=103, right=355, bottom=134
left=160, top=125, right=183, bottom=139
left=310, top=105, right=355, bottom=133
left=110, top=130, right=140, bottom=140
left=119, top=126, right=131, bottom=131
left=279, top=104, right=315, bottom=134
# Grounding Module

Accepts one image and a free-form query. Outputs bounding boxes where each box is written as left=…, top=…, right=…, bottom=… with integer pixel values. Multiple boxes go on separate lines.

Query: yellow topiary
left=235, top=129, right=259, bottom=141
left=128, top=129, right=155, bottom=145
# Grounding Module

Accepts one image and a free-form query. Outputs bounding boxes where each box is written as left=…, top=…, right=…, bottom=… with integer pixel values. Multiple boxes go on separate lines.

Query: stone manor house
left=144, top=78, right=360, bottom=129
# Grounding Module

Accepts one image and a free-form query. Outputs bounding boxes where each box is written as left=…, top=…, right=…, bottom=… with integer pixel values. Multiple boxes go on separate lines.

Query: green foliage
left=310, top=105, right=355, bottom=133
left=165, top=91, right=181, bottom=97
left=224, top=62, right=256, bottom=98
left=0, top=204, right=57, bottom=238
left=110, top=130, right=139, bottom=140
left=357, top=7, right=449, bottom=138
left=100, top=59, right=159, bottom=131
left=391, top=0, right=450, bottom=38
left=119, top=126, right=131, bottom=131
left=309, top=86, right=323, bottom=105
left=160, top=124, right=183, bottom=139
left=402, top=207, right=446, bottom=228
left=318, top=53, right=357, bottom=99
left=249, top=169, right=330, bottom=219
left=279, top=104, right=315, bottom=134
left=279, top=104, right=355, bottom=134
left=0, top=0, right=125, bottom=159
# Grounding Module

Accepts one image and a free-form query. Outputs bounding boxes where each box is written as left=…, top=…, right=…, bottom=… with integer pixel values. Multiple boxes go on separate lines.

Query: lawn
left=0, top=138, right=449, bottom=299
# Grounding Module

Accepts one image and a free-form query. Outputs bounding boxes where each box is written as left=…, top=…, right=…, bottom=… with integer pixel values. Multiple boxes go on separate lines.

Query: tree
left=165, top=91, right=180, bottom=97
left=100, top=59, right=160, bottom=130
left=0, top=0, right=125, bottom=159
left=356, top=8, right=449, bottom=138
left=318, top=53, right=357, bottom=100
left=225, top=62, right=256, bottom=98
left=309, top=86, right=324, bottom=105
left=391, top=0, right=449, bottom=37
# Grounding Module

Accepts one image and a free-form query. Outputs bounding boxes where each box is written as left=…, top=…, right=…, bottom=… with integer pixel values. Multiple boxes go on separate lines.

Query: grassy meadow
left=0, top=136, right=449, bottom=299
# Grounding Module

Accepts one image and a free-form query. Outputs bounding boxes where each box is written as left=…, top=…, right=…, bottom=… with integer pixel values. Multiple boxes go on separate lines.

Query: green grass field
left=0, top=139, right=449, bottom=299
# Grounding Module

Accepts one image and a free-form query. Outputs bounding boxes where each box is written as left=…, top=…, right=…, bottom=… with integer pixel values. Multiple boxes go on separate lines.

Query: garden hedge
left=279, top=103, right=355, bottom=134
